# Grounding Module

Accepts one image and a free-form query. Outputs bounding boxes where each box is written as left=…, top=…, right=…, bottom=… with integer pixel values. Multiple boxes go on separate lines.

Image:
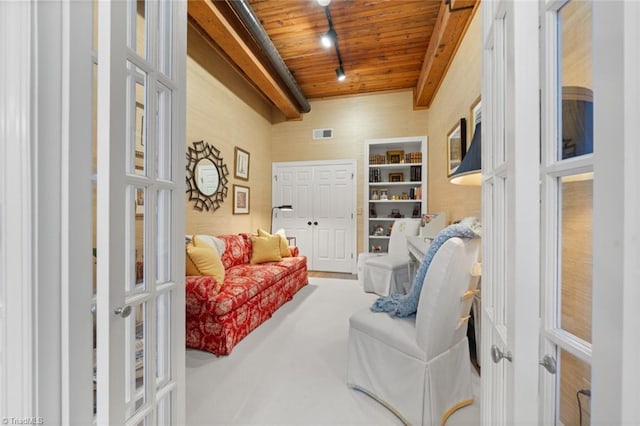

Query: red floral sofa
left=185, top=233, right=308, bottom=355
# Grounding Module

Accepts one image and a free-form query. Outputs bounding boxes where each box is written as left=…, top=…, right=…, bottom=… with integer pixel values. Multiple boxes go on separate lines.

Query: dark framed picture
left=234, top=147, right=250, bottom=181
left=389, top=172, right=404, bottom=182
left=233, top=184, right=250, bottom=214
left=447, top=118, right=467, bottom=176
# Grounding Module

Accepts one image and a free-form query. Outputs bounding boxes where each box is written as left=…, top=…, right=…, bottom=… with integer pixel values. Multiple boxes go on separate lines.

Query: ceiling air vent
left=312, top=128, right=334, bottom=140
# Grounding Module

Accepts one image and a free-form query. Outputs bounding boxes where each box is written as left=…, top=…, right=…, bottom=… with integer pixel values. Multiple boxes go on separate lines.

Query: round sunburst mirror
left=186, top=140, right=229, bottom=211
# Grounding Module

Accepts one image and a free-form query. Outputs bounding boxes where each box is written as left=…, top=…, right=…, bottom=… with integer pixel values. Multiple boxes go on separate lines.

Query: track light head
left=320, top=28, right=336, bottom=48
left=336, top=65, right=346, bottom=82
left=317, top=0, right=331, bottom=6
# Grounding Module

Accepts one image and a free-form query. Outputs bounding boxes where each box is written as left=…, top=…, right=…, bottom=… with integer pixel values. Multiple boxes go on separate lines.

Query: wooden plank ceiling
left=188, top=0, right=478, bottom=120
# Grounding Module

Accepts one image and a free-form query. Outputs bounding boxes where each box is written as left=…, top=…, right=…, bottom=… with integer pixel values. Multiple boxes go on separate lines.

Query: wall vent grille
left=312, top=128, right=333, bottom=140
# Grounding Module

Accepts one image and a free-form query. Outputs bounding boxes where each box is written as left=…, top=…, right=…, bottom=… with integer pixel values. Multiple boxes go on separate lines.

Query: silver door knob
left=539, top=354, right=557, bottom=374
left=491, top=345, right=513, bottom=363
left=114, top=305, right=132, bottom=318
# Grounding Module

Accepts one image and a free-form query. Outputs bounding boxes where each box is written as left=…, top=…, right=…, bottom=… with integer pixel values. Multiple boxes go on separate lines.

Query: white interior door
left=96, top=1, right=186, bottom=424
left=310, top=164, right=355, bottom=273
left=273, top=165, right=314, bottom=262
left=481, top=1, right=540, bottom=423
left=272, top=160, right=356, bottom=273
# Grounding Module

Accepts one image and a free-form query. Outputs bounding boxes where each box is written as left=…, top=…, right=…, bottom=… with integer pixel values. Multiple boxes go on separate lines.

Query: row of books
left=369, top=167, right=422, bottom=182
left=368, top=151, right=422, bottom=165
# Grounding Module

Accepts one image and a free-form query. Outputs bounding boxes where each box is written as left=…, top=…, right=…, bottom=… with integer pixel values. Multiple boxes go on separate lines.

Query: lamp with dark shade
left=450, top=122, right=481, bottom=185
left=271, top=205, right=293, bottom=233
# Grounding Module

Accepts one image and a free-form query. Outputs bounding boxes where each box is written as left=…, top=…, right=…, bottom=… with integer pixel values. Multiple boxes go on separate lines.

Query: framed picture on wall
left=447, top=118, right=467, bottom=177
left=234, top=147, right=250, bottom=180
left=470, top=96, right=482, bottom=137
left=233, top=184, right=250, bottom=214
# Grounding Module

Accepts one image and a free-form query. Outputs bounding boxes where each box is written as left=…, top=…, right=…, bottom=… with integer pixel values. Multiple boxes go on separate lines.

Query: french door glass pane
left=559, top=1, right=593, bottom=161
left=156, top=189, right=172, bottom=283
left=156, top=84, right=172, bottom=181
left=560, top=174, right=593, bottom=343
left=128, top=0, right=146, bottom=59
left=128, top=62, right=147, bottom=177
left=128, top=186, right=146, bottom=291
left=126, top=302, right=147, bottom=419
left=559, top=349, right=591, bottom=426
left=157, top=0, right=173, bottom=78
left=156, top=292, right=171, bottom=385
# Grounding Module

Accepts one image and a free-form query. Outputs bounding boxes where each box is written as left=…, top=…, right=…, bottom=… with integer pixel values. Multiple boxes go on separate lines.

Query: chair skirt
left=362, top=256, right=411, bottom=296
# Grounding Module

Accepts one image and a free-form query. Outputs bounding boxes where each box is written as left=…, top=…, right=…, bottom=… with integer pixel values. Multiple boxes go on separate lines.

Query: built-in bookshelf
left=363, top=136, right=427, bottom=253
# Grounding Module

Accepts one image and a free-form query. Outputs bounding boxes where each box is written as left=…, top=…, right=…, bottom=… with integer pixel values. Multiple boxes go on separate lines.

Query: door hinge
left=351, top=173, right=354, bottom=179
left=274, top=175, right=278, bottom=181
left=351, top=253, right=354, bottom=259
left=351, top=212, right=354, bottom=219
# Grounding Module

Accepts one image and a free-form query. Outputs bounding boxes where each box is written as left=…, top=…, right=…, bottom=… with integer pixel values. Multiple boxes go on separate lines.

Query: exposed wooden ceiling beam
left=414, top=0, right=479, bottom=109
left=188, top=0, right=303, bottom=120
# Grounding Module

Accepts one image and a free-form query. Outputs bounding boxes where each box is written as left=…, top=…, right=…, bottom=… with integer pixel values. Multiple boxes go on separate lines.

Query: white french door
left=539, top=1, right=595, bottom=424
left=96, top=1, right=186, bottom=424
left=481, top=1, right=540, bottom=423
left=272, top=160, right=356, bottom=273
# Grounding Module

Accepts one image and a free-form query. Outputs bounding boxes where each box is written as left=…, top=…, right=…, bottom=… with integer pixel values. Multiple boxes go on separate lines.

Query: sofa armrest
left=185, top=275, right=220, bottom=316
left=289, top=246, right=299, bottom=257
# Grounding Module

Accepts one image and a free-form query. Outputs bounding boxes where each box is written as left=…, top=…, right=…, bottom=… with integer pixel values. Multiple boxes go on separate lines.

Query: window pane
left=128, top=186, right=146, bottom=291
left=156, top=292, right=171, bottom=386
left=559, top=1, right=593, bottom=160
left=156, top=84, right=172, bottom=181
left=157, top=0, right=172, bottom=77
left=128, top=0, right=146, bottom=59
left=126, top=302, right=147, bottom=419
left=560, top=174, right=593, bottom=343
left=156, top=189, right=171, bottom=283
left=559, top=349, right=591, bottom=426
left=127, top=62, right=146, bottom=176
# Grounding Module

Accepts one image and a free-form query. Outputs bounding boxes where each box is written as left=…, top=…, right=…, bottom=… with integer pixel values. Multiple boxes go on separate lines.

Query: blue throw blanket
left=370, top=222, right=480, bottom=317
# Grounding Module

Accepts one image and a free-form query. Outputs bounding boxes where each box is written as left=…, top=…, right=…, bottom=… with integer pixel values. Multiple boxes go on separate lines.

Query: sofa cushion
left=218, top=234, right=252, bottom=269
left=250, top=234, right=282, bottom=264
left=185, top=236, right=225, bottom=285
left=257, top=228, right=291, bottom=257
left=211, top=264, right=286, bottom=315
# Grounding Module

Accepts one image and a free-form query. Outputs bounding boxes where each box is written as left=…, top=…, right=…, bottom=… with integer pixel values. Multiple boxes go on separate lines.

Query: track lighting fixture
left=321, top=28, right=336, bottom=48
left=320, top=4, right=346, bottom=82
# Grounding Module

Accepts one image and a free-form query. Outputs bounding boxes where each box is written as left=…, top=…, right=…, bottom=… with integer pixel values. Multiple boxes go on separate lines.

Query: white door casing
left=96, top=1, right=186, bottom=424
left=481, top=1, right=540, bottom=424
left=272, top=160, right=357, bottom=273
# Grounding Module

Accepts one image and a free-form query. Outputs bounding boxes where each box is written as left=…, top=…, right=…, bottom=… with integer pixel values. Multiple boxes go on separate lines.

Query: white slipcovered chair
left=361, top=219, right=421, bottom=295
left=347, top=237, right=481, bottom=425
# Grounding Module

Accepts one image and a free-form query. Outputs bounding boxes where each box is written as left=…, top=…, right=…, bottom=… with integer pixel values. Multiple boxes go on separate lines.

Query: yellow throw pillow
left=257, top=228, right=291, bottom=257
left=185, top=236, right=225, bottom=286
left=250, top=234, right=283, bottom=264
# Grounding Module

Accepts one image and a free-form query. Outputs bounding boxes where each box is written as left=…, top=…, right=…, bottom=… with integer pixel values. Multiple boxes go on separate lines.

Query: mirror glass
left=195, top=158, right=219, bottom=196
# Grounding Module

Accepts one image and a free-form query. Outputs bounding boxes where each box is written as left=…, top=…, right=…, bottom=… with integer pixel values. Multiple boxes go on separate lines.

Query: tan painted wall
left=186, top=24, right=275, bottom=236
left=425, top=11, right=482, bottom=222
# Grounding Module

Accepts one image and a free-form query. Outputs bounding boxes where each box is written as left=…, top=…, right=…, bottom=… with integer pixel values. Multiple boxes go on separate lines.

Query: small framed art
left=447, top=118, right=467, bottom=177
left=234, top=147, right=250, bottom=181
left=233, top=184, right=250, bottom=214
